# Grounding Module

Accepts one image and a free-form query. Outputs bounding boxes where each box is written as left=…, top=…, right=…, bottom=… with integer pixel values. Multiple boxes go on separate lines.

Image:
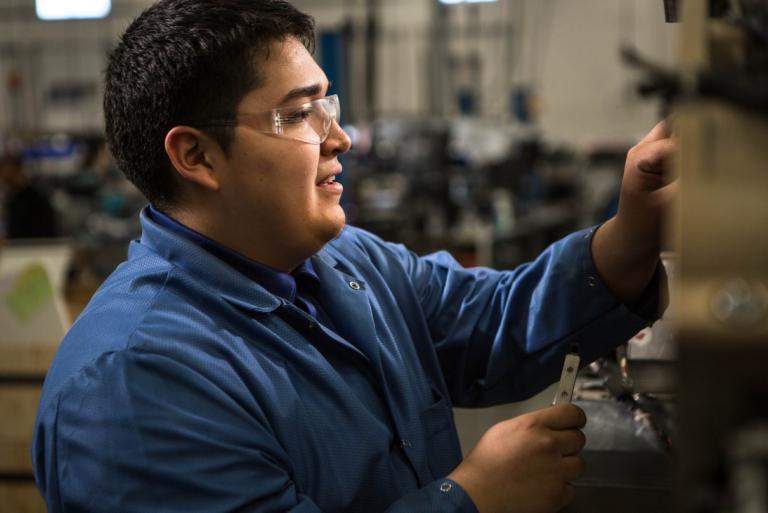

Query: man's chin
left=309, top=211, right=346, bottom=251
left=325, top=212, right=347, bottom=242
left=329, top=221, right=346, bottom=242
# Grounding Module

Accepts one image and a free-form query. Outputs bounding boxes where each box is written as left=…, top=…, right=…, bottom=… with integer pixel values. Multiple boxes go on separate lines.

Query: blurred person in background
left=0, top=152, right=57, bottom=240
left=32, top=1, right=674, bottom=512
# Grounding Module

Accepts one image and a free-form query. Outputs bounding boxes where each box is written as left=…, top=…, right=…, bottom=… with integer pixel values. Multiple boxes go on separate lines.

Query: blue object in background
left=511, top=86, right=534, bottom=124
left=457, top=89, right=476, bottom=116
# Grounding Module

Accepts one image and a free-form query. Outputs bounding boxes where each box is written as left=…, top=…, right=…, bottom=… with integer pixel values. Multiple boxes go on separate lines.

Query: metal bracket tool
left=553, top=352, right=581, bottom=405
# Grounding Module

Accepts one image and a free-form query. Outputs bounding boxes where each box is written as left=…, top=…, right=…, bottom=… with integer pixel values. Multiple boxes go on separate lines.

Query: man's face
left=216, top=37, right=351, bottom=268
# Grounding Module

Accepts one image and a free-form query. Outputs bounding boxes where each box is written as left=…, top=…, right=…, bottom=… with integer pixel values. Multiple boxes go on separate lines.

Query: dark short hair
left=104, top=0, right=315, bottom=208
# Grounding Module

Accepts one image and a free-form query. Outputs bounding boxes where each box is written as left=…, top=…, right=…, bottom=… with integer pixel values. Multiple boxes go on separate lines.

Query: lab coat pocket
left=420, top=387, right=462, bottom=479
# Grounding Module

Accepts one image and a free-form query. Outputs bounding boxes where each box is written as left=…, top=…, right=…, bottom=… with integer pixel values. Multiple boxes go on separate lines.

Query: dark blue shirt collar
left=147, top=205, right=319, bottom=304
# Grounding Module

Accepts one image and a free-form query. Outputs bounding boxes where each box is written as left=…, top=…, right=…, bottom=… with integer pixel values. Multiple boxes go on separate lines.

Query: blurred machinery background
left=0, top=0, right=767, bottom=512
left=671, top=1, right=768, bottom=512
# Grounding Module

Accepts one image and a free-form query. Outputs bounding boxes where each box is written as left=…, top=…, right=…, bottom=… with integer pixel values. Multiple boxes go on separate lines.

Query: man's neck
left=157, top=206, right=310, bottom=273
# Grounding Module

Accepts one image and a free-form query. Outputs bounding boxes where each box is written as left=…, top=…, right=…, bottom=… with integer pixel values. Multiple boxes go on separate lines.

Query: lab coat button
left=349, top=281, right=361, bottom=290
left=587, top=276, right=597, bottom=288
left=439, top=481, right=453, bottom=493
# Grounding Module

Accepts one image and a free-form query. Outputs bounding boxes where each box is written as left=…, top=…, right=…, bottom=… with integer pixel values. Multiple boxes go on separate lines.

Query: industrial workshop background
left=2, top=0, right=767, bottom=512
left=0, top=0, right=679, bottom=265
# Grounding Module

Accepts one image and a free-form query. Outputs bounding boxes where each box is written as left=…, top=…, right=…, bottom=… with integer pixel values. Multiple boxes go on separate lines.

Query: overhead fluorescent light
left=36, top=0, right=111, bottom=21
left=439, top=0, right=497, bottom=4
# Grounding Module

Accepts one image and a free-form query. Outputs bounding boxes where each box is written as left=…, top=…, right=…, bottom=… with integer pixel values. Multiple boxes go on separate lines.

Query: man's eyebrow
left=279, top=82, right=328, bottom=105
left=280, top=84, right=323, bottom=105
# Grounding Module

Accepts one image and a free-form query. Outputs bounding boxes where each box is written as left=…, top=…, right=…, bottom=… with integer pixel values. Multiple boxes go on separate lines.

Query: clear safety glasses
left=195, top=94, right=341, bottom=145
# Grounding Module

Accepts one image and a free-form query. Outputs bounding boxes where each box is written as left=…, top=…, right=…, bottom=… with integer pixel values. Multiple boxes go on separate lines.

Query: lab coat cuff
left=583, top=224, right=667, bottom=326
left=625, top=260, right=668, bottom=324
left=383, top=478, right=479, bottom=513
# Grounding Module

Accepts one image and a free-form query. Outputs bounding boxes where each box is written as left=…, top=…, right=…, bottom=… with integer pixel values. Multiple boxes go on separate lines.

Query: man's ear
left=164, top=126, right=223, bottom=192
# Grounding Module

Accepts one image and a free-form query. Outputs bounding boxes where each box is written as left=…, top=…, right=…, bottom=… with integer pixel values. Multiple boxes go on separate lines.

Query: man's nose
left=321, top=120, right=352, bottom=156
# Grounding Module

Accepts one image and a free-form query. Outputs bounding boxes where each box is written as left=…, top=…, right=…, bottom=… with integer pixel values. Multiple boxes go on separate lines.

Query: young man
left=33, top=1, right=673, bottom=512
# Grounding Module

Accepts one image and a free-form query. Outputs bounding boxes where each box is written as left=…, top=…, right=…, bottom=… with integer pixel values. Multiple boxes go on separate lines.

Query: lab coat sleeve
left=360, top=226, right=658, bottom=407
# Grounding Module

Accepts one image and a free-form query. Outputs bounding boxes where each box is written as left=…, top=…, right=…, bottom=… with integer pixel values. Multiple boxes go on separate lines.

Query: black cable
left=622, top=45, right=768, bottom=114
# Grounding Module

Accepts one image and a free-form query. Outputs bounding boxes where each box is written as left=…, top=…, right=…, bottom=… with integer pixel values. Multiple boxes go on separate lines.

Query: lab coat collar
left=135, top=207, right=281, bottom=313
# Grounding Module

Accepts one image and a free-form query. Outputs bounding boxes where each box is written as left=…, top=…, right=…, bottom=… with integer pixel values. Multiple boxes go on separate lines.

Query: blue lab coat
left=33, top=209, right=656, bottom=512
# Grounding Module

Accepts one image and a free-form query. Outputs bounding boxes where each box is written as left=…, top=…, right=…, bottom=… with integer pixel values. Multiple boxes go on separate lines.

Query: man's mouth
left=316, top=172, right=343, bottom=194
